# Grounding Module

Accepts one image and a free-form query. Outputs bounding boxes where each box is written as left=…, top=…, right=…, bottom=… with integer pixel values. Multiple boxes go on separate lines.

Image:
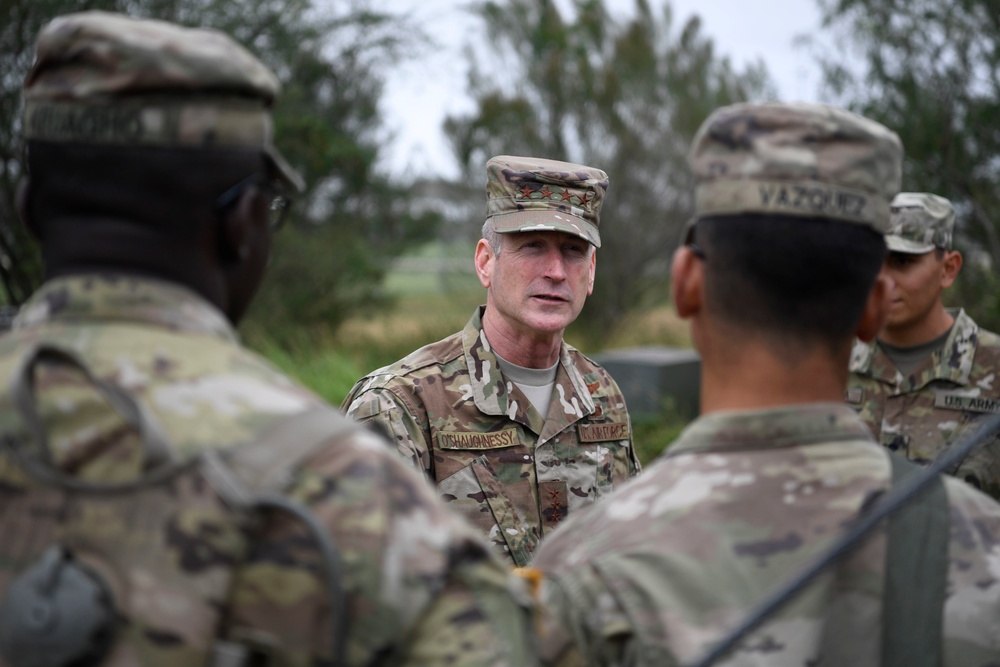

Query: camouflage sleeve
left=403, top=562, right=541, bottom=667
left=954, top=433, right=1000, bottom=501
left=940, top=478, right=1000, bottom=665
left=623, top=412, right=641, bottom=478
left=597, top=370, right=642, bottom=479
left=225, top=429, right=539, bottom=667
left=532, top=564, right=634, bottom=667
left=341, top=380, right=432, bottom=475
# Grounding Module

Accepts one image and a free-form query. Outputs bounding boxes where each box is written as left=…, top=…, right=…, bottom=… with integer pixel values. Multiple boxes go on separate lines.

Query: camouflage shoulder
left=342, top=331, right=465, bottom=415
left=357, top=330, right=464, bottom=385
left=961, top=322, right=1000, bottom=393
left=972, top=325, right=1000, bottom=351
left=561, top=340, right=592, bottom=364
left=561, top=344, right=625, bottom=390
left=941, top=471, right=1000, bottom=525
left=848, top=337, right=876, bottom=374
left=939, top=474, right=1000, bottom=660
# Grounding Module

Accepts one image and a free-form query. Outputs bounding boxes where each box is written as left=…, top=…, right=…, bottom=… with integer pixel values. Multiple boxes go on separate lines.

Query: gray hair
left=482, top=220, right=503, bottom=254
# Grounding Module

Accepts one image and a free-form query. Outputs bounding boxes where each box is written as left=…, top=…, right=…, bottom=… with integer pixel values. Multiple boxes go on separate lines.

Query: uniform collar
left=13, top=274, right=238, bottom=343
left=462, top=306, right=596, bottom=435
left=849, top=308, right=977, bottom=389
left=667, top=403, right=874, bottom=457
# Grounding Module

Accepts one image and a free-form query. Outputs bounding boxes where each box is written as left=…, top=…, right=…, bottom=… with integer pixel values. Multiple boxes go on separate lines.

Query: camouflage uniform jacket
left=0, top=275, right=539, bottom=667
left=848, top=308, right=1000, bottom=499
left=530, top=404, right=1000, bottom=666
left=342, top=307, right=640, bottom=567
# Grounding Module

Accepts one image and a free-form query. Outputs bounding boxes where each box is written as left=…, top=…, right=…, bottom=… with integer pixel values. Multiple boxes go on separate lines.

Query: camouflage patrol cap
left=886, top=192, right=955, bottom=253
left=689, top=102, right=902, bottom=232
left=22, top=11, right=304, bottom=193
left=485, top=155, right=608, bottom=247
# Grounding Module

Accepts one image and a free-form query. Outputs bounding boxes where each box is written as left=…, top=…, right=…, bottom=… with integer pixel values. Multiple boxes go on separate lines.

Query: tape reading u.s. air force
left=437, top=428, right=520, bottom=450
left=578, top=422, right=629, bottom=443
left=934, top=393, right=1000, bottom=414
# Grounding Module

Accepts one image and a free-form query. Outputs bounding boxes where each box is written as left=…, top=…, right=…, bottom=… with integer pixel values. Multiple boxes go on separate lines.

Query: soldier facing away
left=342, top=156, right=641, bottom=567
left=847, top=193, right=1000, bottom=499
left=528, top=102, right=1000, bottom=665
left=0, top=12, right=538, bottom=667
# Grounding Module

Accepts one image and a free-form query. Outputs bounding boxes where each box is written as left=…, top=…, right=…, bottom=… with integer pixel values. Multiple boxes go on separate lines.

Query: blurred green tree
left=0, top=0, right=439, bottom=339
left=814, top=0, right=1000, bottom=329
left=445, top=0, right=772, bottom=344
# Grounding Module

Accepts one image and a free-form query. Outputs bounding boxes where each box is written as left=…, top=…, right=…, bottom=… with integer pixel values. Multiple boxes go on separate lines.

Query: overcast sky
left=377, top=0, right=829, bottom=179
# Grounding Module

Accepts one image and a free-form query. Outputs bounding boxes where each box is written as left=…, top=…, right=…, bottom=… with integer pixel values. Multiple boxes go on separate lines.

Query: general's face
left=881, top=250, right=952, bottom=333
left=480, top=230, right=596, bottom=338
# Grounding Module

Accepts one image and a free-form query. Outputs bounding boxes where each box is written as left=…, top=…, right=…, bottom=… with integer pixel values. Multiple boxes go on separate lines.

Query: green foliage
left=630, top=397, right=691, bottom=466
left=815, top=0, right=1000, bottom=330
left=251, top=334, right=366, bottom=407
left=246, top=262, right=487, bottom=405
left=446, top=0, right=774, bottom=344
left=0, top=0, right=439, bottom=335
left=0, top=0, right=113, bottom=304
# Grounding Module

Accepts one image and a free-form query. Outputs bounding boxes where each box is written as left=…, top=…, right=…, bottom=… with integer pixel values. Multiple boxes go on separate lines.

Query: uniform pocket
left=438, top=455, right=538, bottom=566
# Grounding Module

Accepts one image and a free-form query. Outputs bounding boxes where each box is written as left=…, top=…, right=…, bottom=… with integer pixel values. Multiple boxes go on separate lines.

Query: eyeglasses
left=215, top=173, right=293, bottom=232
left=683, top=224, right=706, bottom=261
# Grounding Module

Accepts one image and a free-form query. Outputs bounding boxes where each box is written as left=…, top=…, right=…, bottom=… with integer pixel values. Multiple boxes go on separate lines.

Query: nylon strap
left=882, top=453, right=949, bottom=667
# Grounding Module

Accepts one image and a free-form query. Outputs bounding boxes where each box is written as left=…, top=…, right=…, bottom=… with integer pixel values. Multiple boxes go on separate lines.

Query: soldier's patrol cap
left=22, top=11, right=304, bottom=193
left=885, top=192, right=955, bottom=253
left=485, top=155, right=608, bottom=248
left=687, top=101, right=902, bottom=233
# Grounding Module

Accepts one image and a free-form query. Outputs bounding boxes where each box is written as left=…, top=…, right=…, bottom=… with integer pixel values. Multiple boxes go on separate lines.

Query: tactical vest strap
left=882, top=452, right=949, bottom=667
left=205, top=407, right=360, bottom=502
left=203, top=407, right=359, bottom=667
left=8, top=343, right=175, bottom=473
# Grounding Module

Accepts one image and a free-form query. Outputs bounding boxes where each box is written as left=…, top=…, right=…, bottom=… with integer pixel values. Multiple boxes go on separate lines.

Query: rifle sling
left=882, top=452, right=949, bottom=667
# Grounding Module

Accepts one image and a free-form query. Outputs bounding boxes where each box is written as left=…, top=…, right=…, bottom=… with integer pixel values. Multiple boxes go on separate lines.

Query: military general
left=342, top=156, right=641, bottom=567
left=529, top=102, right=1000, bottom=665
left=0, top=12, right=538, bottom=667
left=847, top=193, right=1000, bottom=499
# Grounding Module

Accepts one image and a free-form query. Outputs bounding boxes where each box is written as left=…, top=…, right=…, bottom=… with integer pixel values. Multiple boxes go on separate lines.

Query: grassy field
left=248, top=243, right=695, bottom=465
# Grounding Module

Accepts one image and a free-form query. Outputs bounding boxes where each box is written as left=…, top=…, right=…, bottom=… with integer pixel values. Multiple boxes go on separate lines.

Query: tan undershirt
left=878, top=325, right=953, bottom=377
left=495, top=354, right=558, bottom=418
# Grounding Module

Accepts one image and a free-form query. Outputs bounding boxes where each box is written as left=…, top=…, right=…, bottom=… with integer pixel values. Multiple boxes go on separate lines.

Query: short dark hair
left=695, top=214, right=887, bottom=356
left=25, top=141, right=264, bottom=239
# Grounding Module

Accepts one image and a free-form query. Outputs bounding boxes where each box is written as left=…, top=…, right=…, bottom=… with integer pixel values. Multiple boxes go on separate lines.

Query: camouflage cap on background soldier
left=23, top=11, right=304, bottom=193
left=486, top=155, right=608, bottom=247
left=689, top=101, right=902, bottom=232
left=885, top=192, right=955, bottom=253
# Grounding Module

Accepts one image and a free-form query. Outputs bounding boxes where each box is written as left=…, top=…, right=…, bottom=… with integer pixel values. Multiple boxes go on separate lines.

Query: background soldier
left=0, top=12, right=537, bottom=667
left=528, top=102, right=1000, bottom=665
left=343, top=155, right=641, bottom=567
left=848, top=193, right=1000, bottom=499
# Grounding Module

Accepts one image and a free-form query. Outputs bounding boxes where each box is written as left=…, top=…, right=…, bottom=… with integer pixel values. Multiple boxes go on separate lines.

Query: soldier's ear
left=587, top=248, right=596, bottom=295
left=217, top=183, right=260, bottom=263
left=671, top=245, right=703, bottom=319
left=940, top=249, right=962, bottom=289
left=474, top=238, right=495, bottom=289
left=16, top=178, right=38, bottom=241
left=856, top=272, right=890, bottom=342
